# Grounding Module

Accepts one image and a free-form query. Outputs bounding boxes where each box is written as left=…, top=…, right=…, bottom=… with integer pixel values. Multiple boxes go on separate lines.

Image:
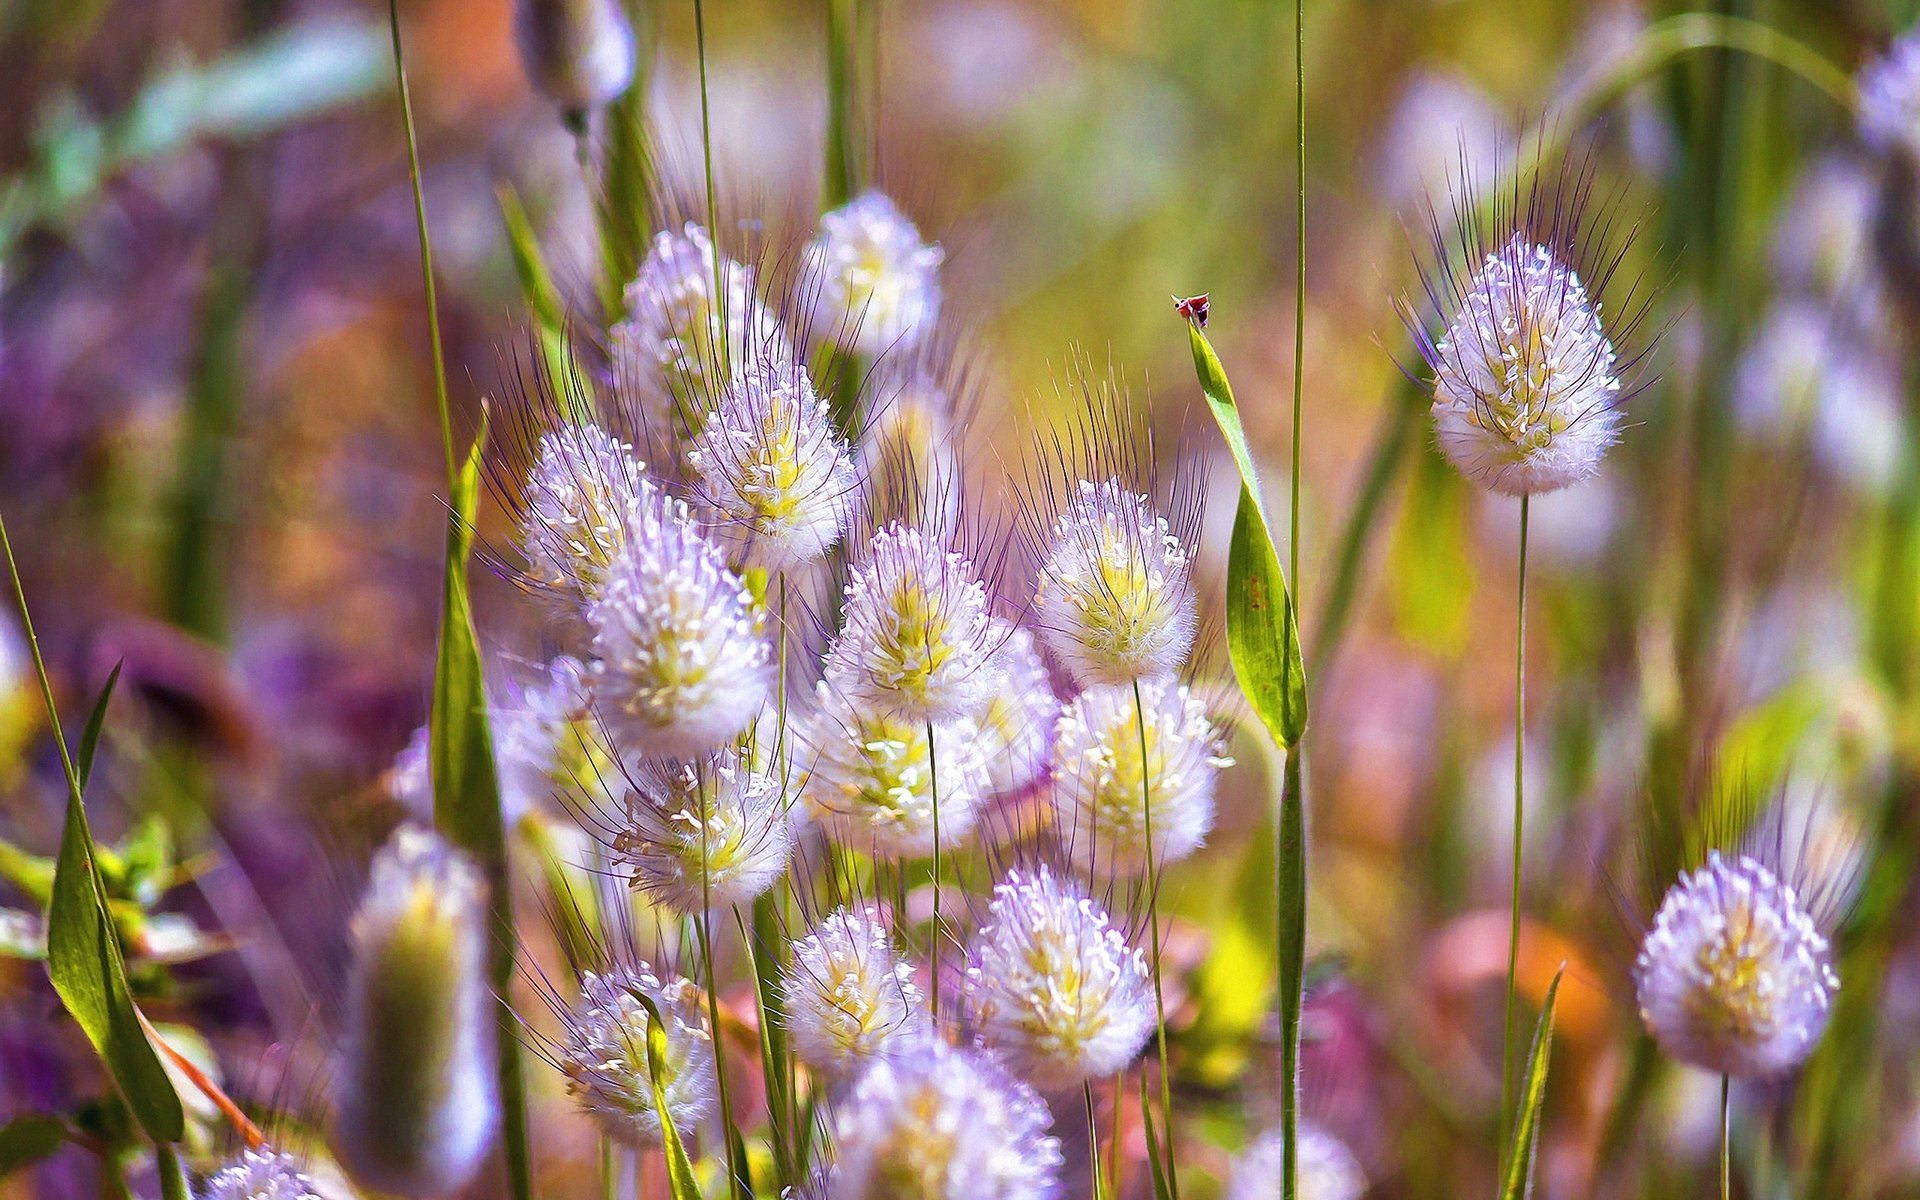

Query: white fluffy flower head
left=1034, top=479, right=1197, bottom=686
left=781, top=905, right=924, bottom=1075
left=800, top=682, right=988, bottom=860
left=200, top=1148, right=324, bottom=1200
left=964, top=865, right=1153, bottom=1088
left=976, top=624, right=1060, bottom=799
left=561, top=966, right=715, bottom=1147
left=615, top=749, right=792, bottom=914
left=1226, top=1123, right=1367, bottom=1200
left=518, top=423, right=657, bottom=607
left=586, top=502, right=773, bottom=757
left=689, top=357, right=857, bottom=569
left=826, top=1036, right=1062, bottom=1200
left=804, top=191, right=944, bottom=357
left=827, top=524, right=1004, bottom=722
left=1051, top=680, right=1226, bottom=877
left=1634, top=851, right=1839, bottom=1078
left=1427, top=234, right=1622, bottom=496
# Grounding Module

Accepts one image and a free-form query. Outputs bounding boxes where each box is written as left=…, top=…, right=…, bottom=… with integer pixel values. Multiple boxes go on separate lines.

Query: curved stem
left=1500, top=495, right=1530, bottom=1164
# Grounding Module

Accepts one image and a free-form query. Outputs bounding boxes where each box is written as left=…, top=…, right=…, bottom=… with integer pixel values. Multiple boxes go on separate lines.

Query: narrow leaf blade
left=76, top=662, right=123, bottom=790
left=1499, top=966, right=1564, bottom=1200
left=635, top=992, right=703, bottom=1200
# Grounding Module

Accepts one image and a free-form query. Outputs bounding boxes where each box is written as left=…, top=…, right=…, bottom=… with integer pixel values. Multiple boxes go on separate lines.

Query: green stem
left=1500, top=495, right=1530, bottom=1164
left=691, top=0, right=728, bottom=371
left=1277, top=746, right=1306, bottom=1200
left=740, top=904, right=795, bottom=1188
left=156, top=1145, right=187, bottom=1200
left=1720, top=1074, right=1731, bottom=1200
left=1085, top=1081, right=1106, bottom=1200
left=386, top=0, right=454, bottom=485
left=823, top=0, right=856, bottom=207
left=927, top=717, right=943, bottom=1020
left=695, top=914, right=747, bottom=1200
left=601, top=1135, right=617, bottom=1200
left=1133, top=678, right=1179, bottom=1198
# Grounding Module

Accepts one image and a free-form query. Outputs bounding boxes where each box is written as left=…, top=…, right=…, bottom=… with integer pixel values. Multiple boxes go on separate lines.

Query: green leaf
left=497, top=185, right=585, bottom=425
left=1387, top=450, right=1475, bottom=656
left=75, top=662, right=121, bottom=790
left=1139, top=1073, right=1174, bottom=1200
left=597, top=7, right=652, bottom=322
left=634, top=991, right=703, bottom=1200
left=1499, top=965, right=1563, bottom=1200
left=0, top=1115, right=66, bottom=1176
left=1186, top=322, right=1307, bottom=747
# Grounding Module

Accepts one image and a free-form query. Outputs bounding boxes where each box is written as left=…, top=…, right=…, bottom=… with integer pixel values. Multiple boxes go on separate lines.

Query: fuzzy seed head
left=1429, top=234, right=1622, bottom=496
left=200, top=1148, right=324, bottom=1200
left=561, top=966, right=716, bottom=1146
left=964, top=866, right=1153, bottom=1088
left=689, top=358, right=858, bottom=569
left=586, top=503, right=773, bottom=757
left=860, top=374, right=963, bottom=538
left=513, top=0, right=635, bottom=114
left=614, top=749, right=792, bottom=914
left=1051, top=680, right=1225, bottom=877
left=827, top=524, right=1003, bottom=722
left=1860, top=33, right=1920, bottom=158
left=799, top=681, right=989, bottom=860
left=1034, top=479, right=1197, bottom=686
left=1634, top=851, right=1839, bottom=1078
left=494, top=654, right=622, bottom=816
left=1225, top=1124, right=1367, bottom=1200
left=335, top=828, right=496, bottom=1198
left=804, top=192, right=944, bottom=357
left=825, top=1036, right=1062, bottom=1200
left=518, top=423, right=657, bottom=608
left=782, top=905, right=924, bottom=1075
left=976, top=624, right=1060, bottom=798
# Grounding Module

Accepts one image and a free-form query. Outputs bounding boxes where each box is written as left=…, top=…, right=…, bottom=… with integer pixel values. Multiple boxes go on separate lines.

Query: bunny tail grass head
left=513, top=421, right=661, bottom=612
left=802, top=191, right=944, bottom=358
left=333, top=827, right=496, bottom=1198
left=1400, top=142, right=1656, bottom=497
left=975, top=621, right=1061, bottom=800
left=559, top=964, right=717, bottom=1147
left=1633, top=850, right=1839, bottom=1078
left=1225, top=1123, right=1367, bottom=1200
left=1050, top=678, right=1227, bottom=878
left=824, top=1035, right=1063, bottom=1200
left=781, top=904, right=925, bottom=1076
left=614, top=747, right=793, bottom=914
left=513, top=0, right=635, bottom=119
left=199, top=1147, right=325, bottom=1200
left=963, top=864, right=1154, bottom=1088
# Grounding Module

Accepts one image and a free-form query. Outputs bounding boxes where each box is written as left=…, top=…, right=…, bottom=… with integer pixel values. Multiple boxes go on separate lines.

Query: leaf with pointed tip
left=1499, top=966, right=1564, bottom=1200
left=634, top=992, right=703, bottom=1200
left=1139, top=1073, right=1174, bottom=1200
left=76, top=662, right=121, bottom=791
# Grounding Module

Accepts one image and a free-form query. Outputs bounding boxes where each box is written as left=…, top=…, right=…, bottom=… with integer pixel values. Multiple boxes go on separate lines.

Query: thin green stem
left=1720, top=1074, right=1731, bottom=1200
left=926, top=718, right=942, bottom=1019
left=601, top=1136, right=617, bottom=1200
left=1133, top=678, right=1179, bottom=1198
left=156, top=1145, right=187, bottom=1200
left=1288, top=0, right=1304, bottom=605
left=1277, top=746, right=1306, bottom=1200
left=386, top=0, right=454, bottom=487
left=738, top=906, right=794, bottom=1187
left=1500, top=495, right=1530, bottom=1164
left=1085, top=1081, right=1106, bottom=1200
left=692, top=0, right=727, bottom=368
left=695, top=913, right=747, bottom=1200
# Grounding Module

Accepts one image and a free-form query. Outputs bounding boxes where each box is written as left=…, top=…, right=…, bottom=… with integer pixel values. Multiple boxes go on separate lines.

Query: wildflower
left=1858, top=31, right=1920, bottom=160
left=802, top=192, right=944, bottom=357
left=199, top=1147, right=324, bottom=1200
left=517, top=422, right=658, bottom=609
left=799, top=681, right=988, bottom=860
left=688, top=356, right=858, bottom=570
left=825, top=1036, right=1062, bottom=1200
left=826, top=524, right=1003, bottom=722
left=334, top=828, right=496, bottom=1198
left=1733, top=300, right=1904, bottom=494
left=1420, top=232, right=1624, bottom=496
left=1225, top=1124, right=1367, bottom=1200
left=560, top=966, right=716, bottom=1146
left=1033, top=478, right=1196, bottom=687
left=975, top=623, right=1059, bottom=799
left=963, top=865, right=1153, bottom=1088
left=1634, top=851, right=1839, bottom=1078
left=614, top=749, right=792, bottom=914
left=782, top=905, right=924, bottom=1075
left=513, top=0, right=635, bottom=117
left=1051, top=680, right=1225, bottom=877
left=586, top=500, right=773, bottom=757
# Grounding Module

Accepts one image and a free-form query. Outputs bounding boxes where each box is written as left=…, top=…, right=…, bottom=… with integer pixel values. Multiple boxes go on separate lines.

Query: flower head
left=1422, top=232, right=1623, bottom=495
left=560, top=966, right=716, bottom=1146
left=782, top=905, right=924, bottom=1075
left=976, top=623, right=1060, bottom=799
left=1859, top=32, right=1920, bottom=159
left=1034, top=478, right=1197, bottom=686
left=799, top=681, right=988, bottom=860
left=689, top=356, right=857, bottom=569
left=963, top=865, right=1153, bottom=1088
left=1051, top=680, right=1225, bottom=877
left=513, top=0, right=635, bottom=115
left=200, top=1148, right=324, bottom=1200
left=586, top=500, right=773, bottom=757
left=1225, top=1124, right=1367, bottom=1200
left=825, top=1036, right=1062, bottom=1200
left=803, top=192, right=944, bottom=357
left=517, top=423, right=658, bottom=609
left=614, top=749, right=791, bottom=914
left=826, top=524, right=1003, bottom=722
left=859, top=369, right=964, bottom=538
left=1634, top=851, right=1839, bottom=1078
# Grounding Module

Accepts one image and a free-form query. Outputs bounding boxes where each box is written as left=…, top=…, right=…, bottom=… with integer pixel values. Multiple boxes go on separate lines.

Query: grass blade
left=596, top=0, right=652, bottom=319
left=76, top=663, right=122, bottom=791
left=634, top=991, right=703, bottom=1200
left=1139, top=1072, right=1174, bottom=1200
left=1499, top=965, right=1564, bottom=1200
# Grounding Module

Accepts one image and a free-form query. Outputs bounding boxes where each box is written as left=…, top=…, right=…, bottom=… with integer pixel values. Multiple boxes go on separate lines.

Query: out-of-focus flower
left=799, top=681, right=988, bottom=860
left=963, top=865, right=1153, bottom=1088
left=586, top=500, right=773, bottom=757
left=614, top=749, right=791, bottom=914
left=560, top=966, right=716, bottom=1146
left=975, top=623, right=1059, bottom=798
left=199, top=1147, right=325, bottom=1200
left=803, top=192, right=944, bottom=358
left=334, top=828, right=496, bottom=1198
left=825, top=524, right=1003, bottom=722
left=1050, top=679, right=1225, bottom=877
left=824, top=1036, right=1062, bottom=1199
left=689, top=357, right=858, bottom=570
left=782, top=905, right=924, bottom=1075
left=1372, top=72, right=1511, bottom=213
left=860, top=369, right=964, bottom=538
left=1225, top=1123, right=1367, bottom=1200
left=1634, top=851, right=1839, bottom=1078
left=1859, top=31, right=1920, bottom=160
left=1033, top=479, right=1196, bottom=687
left=513, top=0, right=635, bottom=117
left=1773, top=154, right=1880, bottom=302
left=1733, top=300, right=1905, bottom=494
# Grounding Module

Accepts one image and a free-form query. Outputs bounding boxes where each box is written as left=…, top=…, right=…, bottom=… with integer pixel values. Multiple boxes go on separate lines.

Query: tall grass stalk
left=1281, top=0, right=1307, bottom=1195
left=1720, top=1074, right=1731, bottom=1200
left=927, top=721, right=944, bottom=1019
left=1133, top=678, right=1178, bottom=1198
left=1499, top=495, right=1530, bottom=1161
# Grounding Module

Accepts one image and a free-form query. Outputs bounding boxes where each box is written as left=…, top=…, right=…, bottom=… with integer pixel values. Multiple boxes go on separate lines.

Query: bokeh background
left=4, top=0, right=1920, bottom=1197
